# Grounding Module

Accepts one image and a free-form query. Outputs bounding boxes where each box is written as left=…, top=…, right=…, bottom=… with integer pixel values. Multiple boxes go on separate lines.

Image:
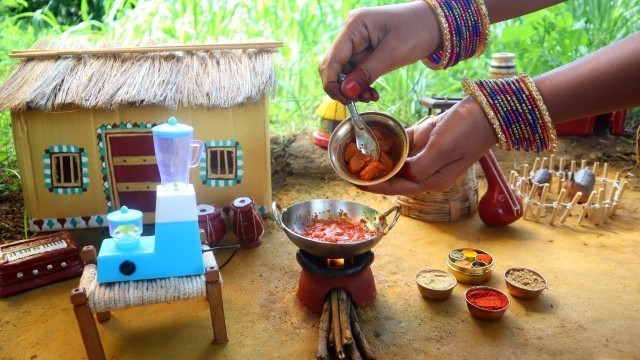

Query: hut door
left=103, top=129, right=159, bottom=213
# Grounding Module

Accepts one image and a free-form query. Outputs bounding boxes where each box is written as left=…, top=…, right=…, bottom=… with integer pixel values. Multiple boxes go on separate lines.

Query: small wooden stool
left=71, top=245, right=228, bottom=360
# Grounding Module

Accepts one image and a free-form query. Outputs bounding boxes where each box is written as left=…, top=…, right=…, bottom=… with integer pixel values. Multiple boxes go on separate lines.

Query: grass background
left=1, top=0, right=639, bottom=191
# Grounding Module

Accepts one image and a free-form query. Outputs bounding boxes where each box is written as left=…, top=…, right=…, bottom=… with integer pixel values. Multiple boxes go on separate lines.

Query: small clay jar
left=197, top=204, right=227, bottom=247
left=231, top=197, right=264, bottom=249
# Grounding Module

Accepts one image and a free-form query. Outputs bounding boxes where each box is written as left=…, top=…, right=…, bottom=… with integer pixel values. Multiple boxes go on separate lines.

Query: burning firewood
left=338, top=289, right=353, bottom=346
left=349, top=301, right=376, bottom=360
left=316, top=299, right=331, bottom=360
left=316, top=289, right=375, bottom=360
left=331, top=290, right=346, bottom=359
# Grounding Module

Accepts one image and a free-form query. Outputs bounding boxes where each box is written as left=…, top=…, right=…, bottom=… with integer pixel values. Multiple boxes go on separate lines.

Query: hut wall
left=12, top=101, right=271, bottom=232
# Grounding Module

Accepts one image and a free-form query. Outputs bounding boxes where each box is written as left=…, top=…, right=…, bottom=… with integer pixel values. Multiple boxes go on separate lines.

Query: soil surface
left=1, top=130, right=639, bottom=360
left=1, top=131, right=638, bottom=244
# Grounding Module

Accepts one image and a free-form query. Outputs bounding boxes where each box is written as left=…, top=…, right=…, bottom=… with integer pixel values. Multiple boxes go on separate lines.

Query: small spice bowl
left=504, top=267, right=548, bottom=300
left=465, top=286, right=510, bottom=321
left=328, top=111, right=409, bottom=186
left=446, top=248, right=495, bottom=285
left=415, top=269, right=457, bottom=301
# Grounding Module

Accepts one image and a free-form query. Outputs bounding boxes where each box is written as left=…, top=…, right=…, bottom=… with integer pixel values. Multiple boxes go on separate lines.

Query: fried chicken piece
left=372, top=127, right=394, bottom=153
left=379, top=151, right=394, bottom=169
left=359, top=161, right=389, bottom=180
left=348, top=152, right=371, bottom=174
left=343, top=142, right=360, bottom=161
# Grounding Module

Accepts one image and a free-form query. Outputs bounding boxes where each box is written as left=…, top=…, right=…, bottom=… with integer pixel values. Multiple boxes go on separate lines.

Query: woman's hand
left=358, top=97, right=498, bottom=195
left=318, top=1, right=441, bottom=104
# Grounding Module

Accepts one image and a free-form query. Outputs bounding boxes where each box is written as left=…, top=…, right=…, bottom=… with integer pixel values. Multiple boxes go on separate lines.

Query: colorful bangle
left=422, top=0, right=489, bottom=70
left=462, top=77, right=508, bottom=150
left=463, top=75, right=558, bottom=153
left=518, top=73, right=558, bottom=153
left=422, top=0, right=452, bottom=70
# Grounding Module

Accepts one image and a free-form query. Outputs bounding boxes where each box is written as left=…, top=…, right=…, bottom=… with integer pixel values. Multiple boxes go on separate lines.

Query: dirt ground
left=0, top=130, right=639, bottom=359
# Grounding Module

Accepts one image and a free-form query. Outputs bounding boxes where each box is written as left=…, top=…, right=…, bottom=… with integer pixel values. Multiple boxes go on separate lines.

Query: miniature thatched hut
left=0, top=39, right=282, bottom=232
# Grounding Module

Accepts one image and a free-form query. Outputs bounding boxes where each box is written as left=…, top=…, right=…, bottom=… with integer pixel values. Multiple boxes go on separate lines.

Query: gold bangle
left=518, top=73, right=559, bottom=153
left=471, top=0, right=490, bottom=58
left=421, top=0, right=452, bottom=70
left=462, top=77, right=509, bottom=150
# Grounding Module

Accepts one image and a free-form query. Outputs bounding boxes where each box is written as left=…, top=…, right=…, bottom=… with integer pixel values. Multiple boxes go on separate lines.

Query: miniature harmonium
left=0, top=231, right=83, bottom=297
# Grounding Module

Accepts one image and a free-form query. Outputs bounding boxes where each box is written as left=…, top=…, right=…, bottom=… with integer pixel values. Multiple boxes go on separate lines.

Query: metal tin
left=446, top=248, right=494, bottom=284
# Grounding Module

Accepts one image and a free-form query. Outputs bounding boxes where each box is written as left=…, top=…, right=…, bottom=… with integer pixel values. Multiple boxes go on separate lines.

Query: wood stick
left=577, top=191, right=596, bottom=224
left=561, top=192, right=583, bottom=224
left=328, top=316, right=335, bottom=350
left=331, top=290, right=345, bottom=359
left=611, top=181, right=629, bottom=216
left=581, top=159, right=587, bottom=170
left=596, top=188, right=606, bottom=226
left=549, top=155, right=555, bottom=173
left=348, top=343, right=363, bottom=360
left=338, top=289, right=353, bottom=346
left=350, top=302, right=376, bottom=360
left=532, top=158, right=540, bottom=174
left=522, top=183, right=538, bottom=219
left=316, top=296, right=332, bottom=360
left=549, top=189, right=567, bottom=225
left=557, top=158, right=566, bottom=193
left=571, top=160, right=577, bottom=173
left=603, top=183, right=617, bottom=219
left=9, top=42, right=284, bottom=59
left=536, top=183, right=550, bottom=222
left=522, top=164, right=530, bottom=179
left=603, top=163, right=609, bottom=179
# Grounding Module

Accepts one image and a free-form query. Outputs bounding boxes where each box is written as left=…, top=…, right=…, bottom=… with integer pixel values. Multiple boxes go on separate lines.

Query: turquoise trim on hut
left=42, top=144, right=89, bottom=195
left=200, top=139, right=244, bottom=187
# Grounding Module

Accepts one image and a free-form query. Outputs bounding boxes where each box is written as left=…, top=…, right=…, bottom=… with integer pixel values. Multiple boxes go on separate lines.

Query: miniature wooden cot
left=71, top=245, right=227, bottom=360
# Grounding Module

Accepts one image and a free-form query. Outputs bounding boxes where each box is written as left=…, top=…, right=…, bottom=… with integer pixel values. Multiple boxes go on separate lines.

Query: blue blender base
left=97, top=221, right=205, bottom=283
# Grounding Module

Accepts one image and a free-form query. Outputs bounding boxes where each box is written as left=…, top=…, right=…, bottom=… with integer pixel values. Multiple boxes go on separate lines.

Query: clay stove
left=296, top=250, right=376, bottom=314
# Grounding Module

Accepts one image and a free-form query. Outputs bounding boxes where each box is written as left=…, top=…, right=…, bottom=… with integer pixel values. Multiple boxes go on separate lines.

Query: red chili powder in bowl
left=476, top=254, right=492, bottom=264
left=466, top=289, right=509, bottom=310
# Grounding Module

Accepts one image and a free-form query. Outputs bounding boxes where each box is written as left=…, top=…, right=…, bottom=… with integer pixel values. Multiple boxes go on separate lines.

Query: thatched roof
left=0, top=39, right=282, bottom=112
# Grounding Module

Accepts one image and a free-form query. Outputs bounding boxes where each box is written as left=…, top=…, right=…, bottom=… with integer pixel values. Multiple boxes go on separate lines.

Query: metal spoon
left=338, top=74, right=380, bottom=160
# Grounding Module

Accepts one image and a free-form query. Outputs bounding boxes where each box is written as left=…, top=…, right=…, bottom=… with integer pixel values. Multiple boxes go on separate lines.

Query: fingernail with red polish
left=343, top=80, right=362, bottom=99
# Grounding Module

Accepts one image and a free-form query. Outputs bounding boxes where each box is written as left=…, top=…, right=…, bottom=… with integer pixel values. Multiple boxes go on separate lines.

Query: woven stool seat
left=79, top=252, right=218, bottom=313
left=71, top=245, right=227, bottom=360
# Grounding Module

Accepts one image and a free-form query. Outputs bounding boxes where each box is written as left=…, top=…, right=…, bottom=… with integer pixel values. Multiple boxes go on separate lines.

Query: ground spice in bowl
left=417, top=270, right=456, bottom=290
left=466, top=288, right=509, bottom=310
left=505, top=269, right=546, bottom=290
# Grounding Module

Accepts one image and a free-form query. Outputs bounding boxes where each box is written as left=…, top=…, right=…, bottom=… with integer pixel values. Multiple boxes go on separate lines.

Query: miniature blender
left=97, top=117, right=206, bottom=283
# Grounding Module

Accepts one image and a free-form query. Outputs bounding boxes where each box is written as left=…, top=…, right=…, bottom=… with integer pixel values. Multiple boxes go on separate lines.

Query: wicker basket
left=393, top=165, right=478, bottom=222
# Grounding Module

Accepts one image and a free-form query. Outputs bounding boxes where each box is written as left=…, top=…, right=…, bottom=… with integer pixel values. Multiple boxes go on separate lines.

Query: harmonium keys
left=0, top=231, right=84, bottom=297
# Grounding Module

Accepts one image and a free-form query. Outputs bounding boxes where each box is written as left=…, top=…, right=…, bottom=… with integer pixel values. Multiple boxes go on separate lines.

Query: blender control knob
left=119, top=260, right=137, bottom=276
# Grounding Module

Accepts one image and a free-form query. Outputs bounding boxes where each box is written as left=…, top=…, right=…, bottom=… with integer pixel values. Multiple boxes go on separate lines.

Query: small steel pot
left=328, top=111, right=409, bottom=186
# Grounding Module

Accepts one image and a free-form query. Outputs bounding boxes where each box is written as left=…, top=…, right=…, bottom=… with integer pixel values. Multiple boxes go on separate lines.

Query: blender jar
left=152, top=117, right=204, bottom=190
left=107, top=206, right=143, bottom=250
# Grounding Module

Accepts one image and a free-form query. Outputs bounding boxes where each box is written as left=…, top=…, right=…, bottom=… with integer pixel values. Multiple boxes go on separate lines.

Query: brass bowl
left=465, top=286, right=510, bottom=321
left=328, top=111, right=409, bottom=186
left=504, top=267, right=548, bottom=300
left=446, top=248, right=494, bottom=284
left=415, top=269, right=457, bottom=301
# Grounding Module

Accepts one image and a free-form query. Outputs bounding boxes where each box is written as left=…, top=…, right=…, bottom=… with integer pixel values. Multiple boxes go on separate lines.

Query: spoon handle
left=338, top=74, right=380, bottom=160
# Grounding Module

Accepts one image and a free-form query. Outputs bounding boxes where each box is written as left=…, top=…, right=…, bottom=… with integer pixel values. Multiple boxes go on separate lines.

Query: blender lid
left=107, top=206, right=143, bottom=223
left=152, top=116, right=194, bottom=138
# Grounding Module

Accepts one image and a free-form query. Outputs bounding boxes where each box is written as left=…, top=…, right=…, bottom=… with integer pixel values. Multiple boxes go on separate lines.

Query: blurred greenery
left=0, top=0, right=639, bottom=191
